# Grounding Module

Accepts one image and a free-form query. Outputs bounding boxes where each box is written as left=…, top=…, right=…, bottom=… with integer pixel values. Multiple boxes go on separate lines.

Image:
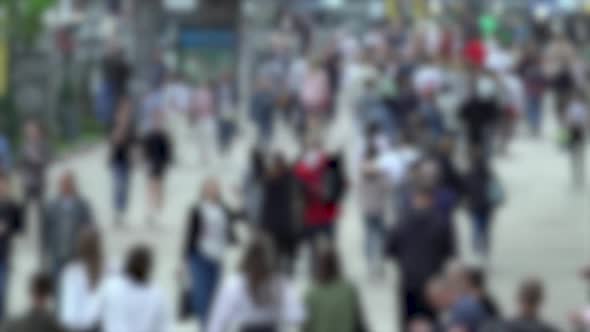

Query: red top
left=464, top=39, right=487, bottom=68
left=294, top=155, right=339, bottom=227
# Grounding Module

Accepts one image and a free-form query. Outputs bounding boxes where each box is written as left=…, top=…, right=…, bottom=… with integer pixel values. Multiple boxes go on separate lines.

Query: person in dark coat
left=182, top=178, right=238, bottom=328
left=109, top=97, right=136, bottom=225
left=459, top=79, right=501, bottom=155
left=142, top=112, right=173, bottom=225
left=0, top=173, right=23, bottom=319
left=1, top=272, right=66, bottom=332
left=260, top=153, right=298, bottom=274
left=464, top=150, right=499, bottom=259
left=42, top=171, right=94, bottom=281
left=387, top=186, right=456, bottom=330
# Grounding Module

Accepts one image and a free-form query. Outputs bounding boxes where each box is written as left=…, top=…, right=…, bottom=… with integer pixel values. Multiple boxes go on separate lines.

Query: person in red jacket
left=294, top=138, right=341, bottom=261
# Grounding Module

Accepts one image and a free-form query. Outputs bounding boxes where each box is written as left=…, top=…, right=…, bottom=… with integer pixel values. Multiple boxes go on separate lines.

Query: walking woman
left=83, top=245, right=172, bottom=332
left=206, top=237, right=306, bottom=332
left=464, top=149, right=502, bottom=261
left=260, top=153, right=299, bottom=274
left=20, top=119, right=52, bottom=226
left=59, top=229, right=110, bottom=332
left=142, top=112, right=173, bottom=224
left=564, top=90, right=588, bottom=189
left=304, top=248, right=367, bottom=332
left=109, top=96, right=136, bottom=225
left=183, top=178, right=237, bottom=328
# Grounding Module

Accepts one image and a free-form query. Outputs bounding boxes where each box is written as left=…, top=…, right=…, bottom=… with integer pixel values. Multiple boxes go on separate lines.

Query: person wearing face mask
left=386, top=185, right=455, bottom=330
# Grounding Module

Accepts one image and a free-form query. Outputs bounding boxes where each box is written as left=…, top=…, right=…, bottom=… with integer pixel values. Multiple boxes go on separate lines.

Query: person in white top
left=206, top=237, right=306, bottom=332
left=59, top=229, right=111, bottom=332
left=83, top=245, right=172, bottom=332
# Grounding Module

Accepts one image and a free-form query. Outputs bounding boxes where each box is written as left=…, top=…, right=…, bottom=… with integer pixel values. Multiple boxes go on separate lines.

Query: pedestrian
left=0, top=129, right=12, bottom=174
left=464, top=148, right=502, bottom=260
left=242, top=147, right=265, bottom=229
left=190, top=81, right=218, bottom=165
left=83, top=245, right=172, bottom=332
left=519, top=45, right=546, bottom=137
left=109, top=96, right=136, bottom=225
left=42, top=171, right=94, bottom=281
left=182, top=178, right=237, bottom=328
left=215, top=72, right=238, bottom=153
left=482, top=278, right=557, bottom=332
left=59, top=229, right=109, bottom=332
left=426, top=276, right=488, bottom=332
left=142, top=112, right=173, bottom=225
left=0, top=272, right=66, bottom=332
left=206, top=237, right=306, bottom=332
left=101, top=43, right=132, bottom=128
left=260, top=152, right=299, bottom=274
left=464, top=268, right=501, bottom=319
left=294, top=137, right=341, bottom=264
left=304, top=247, right=368, bottom=332
left=358, top=138, right=389, bottom=278
left=20, top=120, right=52, bottom=227
left=459, top=75, right=501, bottom=156
left=0, top=173, right=23, bottom=319
left=564, top=90, right=588, bottom=189
left=250, top=77, right=276, bottom=144
left=300, top=59, right=331, bottom=124
left=386, top=185, right=455, bottom=329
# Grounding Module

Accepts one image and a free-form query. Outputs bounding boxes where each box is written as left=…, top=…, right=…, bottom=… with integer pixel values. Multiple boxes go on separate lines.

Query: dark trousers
left=0, top=261, right=8, bottom=320
left=112, top=163, right=131, bottom=214
left=302, top=223, right=335, bottom=272
left=400, top=286, right=434, bottom=330
left=471, top=210, right=492, bottom=256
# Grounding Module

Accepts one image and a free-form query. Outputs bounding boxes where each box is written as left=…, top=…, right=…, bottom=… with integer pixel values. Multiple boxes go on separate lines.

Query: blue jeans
left=112, top=163, right=131, bottom=214
left=218, top=119, right=236, bottom=151
left=364, top=215, right=385, bottom=263
left=471, top=210, right=491, bottom=256
left=189, top=252, right=221, bottom=325
left=527, top=95, right=542, bottom=135
left=0, top=261, right=8, bottom=320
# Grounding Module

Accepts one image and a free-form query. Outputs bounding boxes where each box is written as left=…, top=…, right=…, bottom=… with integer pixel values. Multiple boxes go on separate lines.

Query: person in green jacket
left=304, top=247, right=368, bottom=332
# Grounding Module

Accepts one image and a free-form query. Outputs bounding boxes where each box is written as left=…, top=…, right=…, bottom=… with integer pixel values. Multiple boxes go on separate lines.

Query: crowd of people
left=0, top=5, right=588, bottom=332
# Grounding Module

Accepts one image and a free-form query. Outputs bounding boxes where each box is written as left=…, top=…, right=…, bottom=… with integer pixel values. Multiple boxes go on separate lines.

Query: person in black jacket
left=182, top=178, right=238, bottom=328
left=143, top=112, right=172, bottom=224
left=459, top=77, right=501, bottom=155
left=109, top=97, right=136, bottom=225
left=387, top=185, right=456, bottom=330
left=260, top=153, right=298, bottom=274
left=464, top=149, right=498, bottom=259
left=0, top=173, right=23, bottom=319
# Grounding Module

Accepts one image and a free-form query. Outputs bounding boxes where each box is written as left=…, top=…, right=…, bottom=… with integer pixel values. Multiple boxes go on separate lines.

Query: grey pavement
left=5, top=102, right=590, bottom=331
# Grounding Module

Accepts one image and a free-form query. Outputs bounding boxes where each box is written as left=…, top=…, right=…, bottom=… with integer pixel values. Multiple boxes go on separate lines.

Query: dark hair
left=240, top=237, right=277, bottom=305
left=125, top=245, right=153, bottom=284
left=519, top=278, right=544, bottom=307
left=466, top=268, right=486, bottom=290
left=77, top=228, right=103, bottom=288
left=30, top=272, right=54, bottom=299
left=314, top=247, right=341, bottom=284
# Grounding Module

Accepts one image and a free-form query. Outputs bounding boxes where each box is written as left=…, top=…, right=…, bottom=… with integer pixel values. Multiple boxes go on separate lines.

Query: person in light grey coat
left=42, top=171, right=94, bottom=280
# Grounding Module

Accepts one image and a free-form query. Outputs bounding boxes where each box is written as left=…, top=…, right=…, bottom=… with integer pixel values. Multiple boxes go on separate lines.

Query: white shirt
left=376, top=147, right=420, bottom=187
left=207, top=274, right=305, bottom=332
left=84, top=275, right=172, bottom=332
left=198, top=201, right=229, bottom=262
left=59, top=261, right=119, bottom=330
